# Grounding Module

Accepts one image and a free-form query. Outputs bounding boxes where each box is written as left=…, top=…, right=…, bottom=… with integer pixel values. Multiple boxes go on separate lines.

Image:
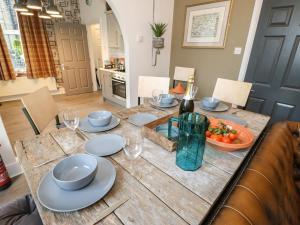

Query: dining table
left=14, top=102, right=270, bottom=225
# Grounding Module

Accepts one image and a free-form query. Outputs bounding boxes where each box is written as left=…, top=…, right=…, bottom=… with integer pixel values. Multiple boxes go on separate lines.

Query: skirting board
left=6, top=160, right=23, bottom=178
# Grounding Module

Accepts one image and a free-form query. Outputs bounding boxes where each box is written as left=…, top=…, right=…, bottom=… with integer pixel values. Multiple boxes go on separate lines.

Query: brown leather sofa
left=209, top=122, right=300, bottom=225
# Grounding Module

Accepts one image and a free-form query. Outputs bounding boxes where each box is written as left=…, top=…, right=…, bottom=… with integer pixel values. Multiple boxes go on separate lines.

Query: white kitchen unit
left=106, top=11, right=123, bottom=49
left=100, top=68, right=126, bottom=107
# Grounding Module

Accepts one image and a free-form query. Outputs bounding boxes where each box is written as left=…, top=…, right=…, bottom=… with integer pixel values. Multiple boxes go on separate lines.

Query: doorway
left=245, top=0, right=300, bottom=124
left=55, top=23, right=93, bottom=95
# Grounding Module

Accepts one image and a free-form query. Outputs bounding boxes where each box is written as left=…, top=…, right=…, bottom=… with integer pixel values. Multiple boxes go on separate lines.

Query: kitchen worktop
left=99, top=68, right=126, bottom=75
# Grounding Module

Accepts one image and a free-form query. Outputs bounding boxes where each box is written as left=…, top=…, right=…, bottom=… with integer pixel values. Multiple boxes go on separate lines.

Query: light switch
left=234, top=47, right=242, bottom=55
left=136, top=35, right=143, bottom=43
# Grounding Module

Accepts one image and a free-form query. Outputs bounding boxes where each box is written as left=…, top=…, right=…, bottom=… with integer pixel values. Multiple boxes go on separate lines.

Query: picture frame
left=183, top=0, right=232, bottom=48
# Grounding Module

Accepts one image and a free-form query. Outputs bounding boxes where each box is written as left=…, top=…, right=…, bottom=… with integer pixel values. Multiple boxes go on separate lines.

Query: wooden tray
left=141, top=113, right=178, bottom=152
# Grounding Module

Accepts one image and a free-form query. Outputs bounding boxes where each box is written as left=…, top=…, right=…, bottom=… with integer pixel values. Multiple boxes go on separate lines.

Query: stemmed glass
left=62, top=109, right=80, bottom=149
left=123, top=130, right=144, bottom=178
left=152, top=89, right=163, bottom=105
left=63, top=109, right=80, bottom=131
left=123, top=131, right=144, bottom=160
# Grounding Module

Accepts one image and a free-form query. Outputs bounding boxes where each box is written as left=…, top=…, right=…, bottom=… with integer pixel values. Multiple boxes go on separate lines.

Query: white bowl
left=88, top=111, right=112, bottom=127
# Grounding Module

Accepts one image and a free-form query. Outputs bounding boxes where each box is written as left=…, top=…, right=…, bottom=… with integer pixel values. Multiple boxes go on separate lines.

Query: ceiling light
left=46, top=0, right=60, bottom=15
left=13, top=0, right=28, bottom=12
left=20, top=11, right=34, bottom=16
left=26, top=0, right=42, bottom=10
left=51, top=14, right=63, bottom=18
left=38, top=7, right=51, bottom=19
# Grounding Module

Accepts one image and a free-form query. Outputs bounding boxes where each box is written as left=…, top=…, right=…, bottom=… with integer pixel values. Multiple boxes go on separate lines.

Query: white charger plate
left=37, top=157, right=116, bottom=212
left=85, top=134, right=125, bottom=157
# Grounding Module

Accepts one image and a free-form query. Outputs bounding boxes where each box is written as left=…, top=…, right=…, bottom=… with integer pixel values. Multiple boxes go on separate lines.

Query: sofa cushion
left=212, top=122, right=300, bottom=225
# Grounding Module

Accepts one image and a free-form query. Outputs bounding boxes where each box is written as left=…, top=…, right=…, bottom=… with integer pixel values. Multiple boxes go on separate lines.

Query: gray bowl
left=202, top=97, right=220, bottom=109
left=52, top=154, right=98, bottom=191
left=160, top=94, right=175, bottom=105
left=88, top=111, right=112, bottom=127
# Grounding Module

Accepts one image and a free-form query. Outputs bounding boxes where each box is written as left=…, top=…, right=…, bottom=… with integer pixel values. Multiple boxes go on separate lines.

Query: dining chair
left=212, top=78, right=253, bottom=107
left=21, top=87, right=61, bottom=135
left=137, top=76, right=170, bottom=105
left=173, top=66, right=195, bottom=87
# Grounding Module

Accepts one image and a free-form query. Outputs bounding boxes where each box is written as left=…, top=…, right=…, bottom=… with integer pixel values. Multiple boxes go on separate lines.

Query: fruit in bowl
left=206, top=118, right=254, bottom=151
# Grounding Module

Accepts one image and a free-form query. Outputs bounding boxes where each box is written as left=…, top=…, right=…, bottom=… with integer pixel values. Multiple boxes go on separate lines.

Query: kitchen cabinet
left=100, top=70, right=126, bottom=107
left=106, top=11, right=122, bottom=49
left=101, top=71, right=113, bottom=99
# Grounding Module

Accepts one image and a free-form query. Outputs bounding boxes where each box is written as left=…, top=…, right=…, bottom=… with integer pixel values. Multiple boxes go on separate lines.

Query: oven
left=112, top=73, right=126, bottom=100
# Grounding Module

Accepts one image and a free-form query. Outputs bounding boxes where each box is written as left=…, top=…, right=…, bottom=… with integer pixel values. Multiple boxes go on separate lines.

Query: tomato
left=229, top=133, right=238, bottom=141
left=211, top=134, right=222, bottom=142
left=222, top=136, right=232, bottom=144
left=205, top=131, right=212, bottom=137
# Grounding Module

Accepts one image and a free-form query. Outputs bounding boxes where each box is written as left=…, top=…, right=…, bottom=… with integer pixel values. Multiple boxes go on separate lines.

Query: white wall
left=0, top=77, right=59, bottom=102
left=80, top=0, right=175, bottom=107
left=79, top=0, right=106, bottom=25
left=0, top=116, right=22, bottom=177
left=107, top=0, right=175, bottom=107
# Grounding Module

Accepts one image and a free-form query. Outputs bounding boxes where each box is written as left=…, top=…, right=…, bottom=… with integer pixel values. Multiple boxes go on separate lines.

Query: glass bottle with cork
left=179, top=75, right=198, bottom=115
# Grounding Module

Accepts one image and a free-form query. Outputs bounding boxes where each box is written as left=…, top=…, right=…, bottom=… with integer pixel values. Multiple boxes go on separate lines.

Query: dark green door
left=245, top=0, right=300, bottom=124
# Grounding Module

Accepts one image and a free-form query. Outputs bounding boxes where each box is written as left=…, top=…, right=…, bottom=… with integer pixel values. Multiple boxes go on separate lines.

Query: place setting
left=198, top=97, right=248, bottom=126
left=149, top=89, right=179, bottom=109
left=37, top=154, right=117, bottom=212
left=78, top=110, right=121, bottom=133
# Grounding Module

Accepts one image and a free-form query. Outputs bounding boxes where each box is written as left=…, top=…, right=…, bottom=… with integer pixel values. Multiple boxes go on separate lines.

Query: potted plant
left=150, top=23, right=167, bottom=49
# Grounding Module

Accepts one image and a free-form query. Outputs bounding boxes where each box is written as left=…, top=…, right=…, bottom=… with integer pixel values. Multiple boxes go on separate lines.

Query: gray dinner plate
left=150, top=99, right=179, bottom=108
left=127, top=113, right=158, bottom=127
left=85, top=134, right=125, bottom=157
left=199, top=101, right=230, bottom=112
left=212, top=114, right=248, bottom=126
left=37, top=157, right=116, bottom=212
left=79, top=115, right=120, bottom=133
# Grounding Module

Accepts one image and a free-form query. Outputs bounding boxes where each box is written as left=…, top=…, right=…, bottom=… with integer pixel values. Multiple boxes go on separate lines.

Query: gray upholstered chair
left=0, top=195, right=42, bottom=225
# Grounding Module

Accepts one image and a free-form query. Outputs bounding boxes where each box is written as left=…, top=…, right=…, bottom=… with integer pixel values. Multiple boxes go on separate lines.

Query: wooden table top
left=14, top=103, right=270, bottom=225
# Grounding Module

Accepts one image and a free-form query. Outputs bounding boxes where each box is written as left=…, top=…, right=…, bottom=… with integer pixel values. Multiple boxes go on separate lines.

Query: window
left=0, top=0, right=26, bottom=73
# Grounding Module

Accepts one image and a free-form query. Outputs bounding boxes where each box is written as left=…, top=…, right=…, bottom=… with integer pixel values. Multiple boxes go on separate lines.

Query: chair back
left=21, top=87, right=59, bottom=134
left=212, top=78, right=252, bottom=107
left=174, top=67, right=195, bottom=82
left=138, top=76, right=170, bottom=98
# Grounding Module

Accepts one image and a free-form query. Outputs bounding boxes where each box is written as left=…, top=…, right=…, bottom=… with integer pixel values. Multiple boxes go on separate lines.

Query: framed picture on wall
left=183, top=0, right=232, bottom=48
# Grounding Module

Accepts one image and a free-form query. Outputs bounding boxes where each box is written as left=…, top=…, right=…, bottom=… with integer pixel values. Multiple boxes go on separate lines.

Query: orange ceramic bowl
left=206, top=118, right=254, bottom=152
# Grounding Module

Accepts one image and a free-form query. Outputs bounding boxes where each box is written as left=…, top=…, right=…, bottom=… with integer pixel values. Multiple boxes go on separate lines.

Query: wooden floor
left=0, top=91, right=122, bottom=206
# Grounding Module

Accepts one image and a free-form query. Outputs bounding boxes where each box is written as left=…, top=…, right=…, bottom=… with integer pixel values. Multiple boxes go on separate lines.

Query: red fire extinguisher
left=0, top=145, right=11, bottom=191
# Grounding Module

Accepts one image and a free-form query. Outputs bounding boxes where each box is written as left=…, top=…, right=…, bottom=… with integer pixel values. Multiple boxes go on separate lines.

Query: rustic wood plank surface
left=14, top=103, right=270, bottom=225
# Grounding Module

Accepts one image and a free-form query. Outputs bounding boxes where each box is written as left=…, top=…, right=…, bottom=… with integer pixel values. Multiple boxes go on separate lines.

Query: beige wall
left=170, top=0, right=255, bottom=97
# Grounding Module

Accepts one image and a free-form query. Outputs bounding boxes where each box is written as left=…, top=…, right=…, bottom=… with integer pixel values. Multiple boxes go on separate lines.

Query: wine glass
left=152, top=89, right=163, bottom=105
left=123, top=131, right=144, bottom=178
left=191, top=86, right=199, bottom=99
left=123, top=131, right=144, bottom=160
left=62, top=109, right=80, bottom=131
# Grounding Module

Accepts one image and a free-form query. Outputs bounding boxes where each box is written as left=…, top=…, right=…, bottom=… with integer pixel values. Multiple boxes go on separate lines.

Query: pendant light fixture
left=13, top=0, right=28, bottom=12
left=50, top=14, right=63, bottom=18
left=38, top=7, right=51, bottom=19
left=46, top=0, right=60, bottom=15
left=20, top=11, right=34, bottom=16
left=27, top=0, right=42, bottom=10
